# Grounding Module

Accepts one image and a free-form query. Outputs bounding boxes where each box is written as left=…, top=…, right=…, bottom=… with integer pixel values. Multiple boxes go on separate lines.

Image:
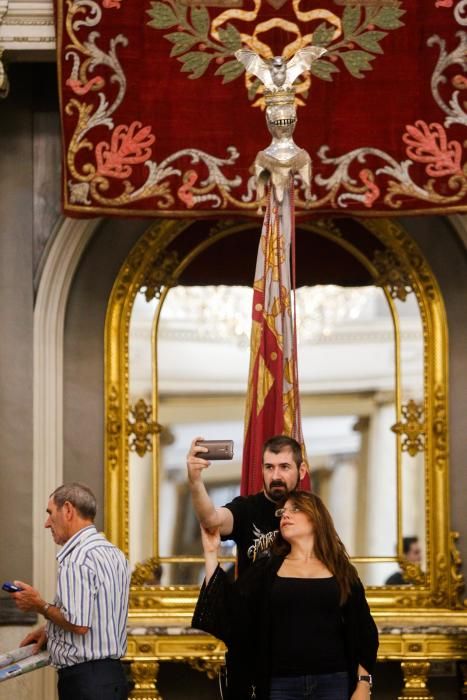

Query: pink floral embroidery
left=402, top=120, right=462, bottom=177
left=66, top=77, right=104, bottom=95
left=103, top=0, right=121, bottom=8
left=177, top=170, right=198, bottom=207
left=359, top=169, right=380, bottom=207
left=95, top=122, right=155, bottom=179
left=452, top=75, right=467, bottom=90
left=435, top=0, right=452, bottom=7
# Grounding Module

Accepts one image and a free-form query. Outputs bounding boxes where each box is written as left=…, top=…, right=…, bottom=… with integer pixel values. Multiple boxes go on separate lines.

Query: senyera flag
left=241, top=181, right=311, bottom=496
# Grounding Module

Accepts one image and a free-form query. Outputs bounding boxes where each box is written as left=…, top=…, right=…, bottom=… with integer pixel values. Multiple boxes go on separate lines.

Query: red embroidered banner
left=55, top=0, right=467, bottom=217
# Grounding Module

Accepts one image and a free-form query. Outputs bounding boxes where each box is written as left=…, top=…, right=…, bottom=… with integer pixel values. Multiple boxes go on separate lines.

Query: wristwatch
left=42, top=602, right=52, bottom=617
left=357, top=674, right=373, bottom=688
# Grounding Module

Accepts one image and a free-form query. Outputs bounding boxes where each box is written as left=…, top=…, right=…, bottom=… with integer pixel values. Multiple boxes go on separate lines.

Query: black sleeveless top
left=269, top=575, right=348, bottom=675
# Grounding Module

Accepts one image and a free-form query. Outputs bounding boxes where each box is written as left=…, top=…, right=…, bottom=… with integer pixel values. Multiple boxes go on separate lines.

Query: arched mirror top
left=105, top=216, right=463, bottom=620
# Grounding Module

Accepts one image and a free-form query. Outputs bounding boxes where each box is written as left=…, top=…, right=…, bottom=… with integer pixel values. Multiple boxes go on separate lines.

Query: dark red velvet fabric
left=55, top=0, right=466, bottom=217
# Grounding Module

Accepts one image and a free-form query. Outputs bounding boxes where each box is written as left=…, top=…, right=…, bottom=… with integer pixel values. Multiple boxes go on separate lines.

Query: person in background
left=187, top=434, right=308, bottom=574
left=384, top=536, right=423, bottom=585
left=8, top=482, right=130, bottom=700
left=193, top=490, right=378, bottom=700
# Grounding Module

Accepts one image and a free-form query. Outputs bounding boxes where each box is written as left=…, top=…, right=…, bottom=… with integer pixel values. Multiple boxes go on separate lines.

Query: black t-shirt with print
left=222, top=492, right=279, bottom=575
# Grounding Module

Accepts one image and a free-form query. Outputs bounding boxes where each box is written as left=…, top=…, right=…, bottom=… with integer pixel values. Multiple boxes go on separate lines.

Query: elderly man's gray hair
left=50, top=482, right=97, bottom=520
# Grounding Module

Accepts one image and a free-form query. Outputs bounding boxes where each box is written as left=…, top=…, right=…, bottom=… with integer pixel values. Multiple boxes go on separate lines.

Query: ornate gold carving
left=131, top=557, right=163, bottom=586
left=433, top=384, right=448, bottom=472
left=107, top=385, right=121, bottom=471
left=399, top=559, right=426, bottom=586
left=392, top=228, right=437, bottom=302
left=187, top=657, right=224, bottom=679
left=449, top=531, right=465, bottom=609
left=373, top=248, right=414, bottom=300
left=129, top=660, right=161, bottom=700
left=115, top=247, right=148, bottom=302
left=391, top=400, right=426, bottom=457
left=365, top=218, right=436, bottom=301
left=140, top=250, right=180, bottom=302
left=398, top=661, right=433, bottom=700
left=128, top=399, right=160, bottom=457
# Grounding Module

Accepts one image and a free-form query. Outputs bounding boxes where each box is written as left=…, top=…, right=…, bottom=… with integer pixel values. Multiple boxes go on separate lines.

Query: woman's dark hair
left=272, top=491, right=359, bottom=604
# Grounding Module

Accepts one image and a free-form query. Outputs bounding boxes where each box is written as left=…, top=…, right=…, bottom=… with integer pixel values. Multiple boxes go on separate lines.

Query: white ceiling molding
left=0, top=0, right=54, bottom=93
left=0, top=0, right=54, bottom=52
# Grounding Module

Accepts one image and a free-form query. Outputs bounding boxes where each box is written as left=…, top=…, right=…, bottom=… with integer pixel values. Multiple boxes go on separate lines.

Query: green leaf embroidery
left=247, top=77, right=261, bottom=100
left=340, top=50, right=375, bottom=78
left=215, top=59, right=245, bottom=84
left=312, top=22, right=336, bottom=47
left=217, top=23, right=242, bottom=52
left=164, top=32, right=199, bottom=57
left=191, top=6, right=210, bottom=37
left=372, top=7, right=405, bottom=30
left=342, top=5, right=361, bottom=37
left=146, top=2, right=178, bottom=29
left=178, top=51, right=211, bottom=79
left=309, top=59, right=339, bottom=82
left=354, top=30, right=387, bottom=55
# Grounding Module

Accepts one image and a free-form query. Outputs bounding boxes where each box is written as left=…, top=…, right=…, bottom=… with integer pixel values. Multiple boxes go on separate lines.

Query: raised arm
left=200, top=525, right=221, bottom=584
left=186, top=437, right=234, bottom=536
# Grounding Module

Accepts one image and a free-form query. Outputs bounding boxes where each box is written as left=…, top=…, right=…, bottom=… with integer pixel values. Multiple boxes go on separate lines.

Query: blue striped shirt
left=47, top=525, right=130, bottom=669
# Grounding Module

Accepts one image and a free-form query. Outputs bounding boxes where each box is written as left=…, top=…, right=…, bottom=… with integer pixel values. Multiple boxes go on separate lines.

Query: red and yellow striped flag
left=241, top=182, right=309, bottom=495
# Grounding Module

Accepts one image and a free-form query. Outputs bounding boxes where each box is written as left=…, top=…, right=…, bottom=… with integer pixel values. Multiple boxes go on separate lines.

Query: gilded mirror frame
left=104, top=217, right=464, bottom=621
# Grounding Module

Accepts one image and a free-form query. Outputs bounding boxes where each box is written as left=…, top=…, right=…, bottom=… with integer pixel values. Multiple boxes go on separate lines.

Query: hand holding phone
left=2, top=582, right=23, bottom=593
left=195, top=440, right=234, bottom=460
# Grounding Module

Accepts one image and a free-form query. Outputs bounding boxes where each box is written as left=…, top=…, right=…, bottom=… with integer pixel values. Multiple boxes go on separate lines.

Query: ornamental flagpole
left=234, top=46, right=325, bottom=495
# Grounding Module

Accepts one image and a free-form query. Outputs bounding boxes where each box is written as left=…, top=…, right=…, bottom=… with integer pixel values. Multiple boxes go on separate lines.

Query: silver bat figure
left=235, top=45, right=327, bottom=91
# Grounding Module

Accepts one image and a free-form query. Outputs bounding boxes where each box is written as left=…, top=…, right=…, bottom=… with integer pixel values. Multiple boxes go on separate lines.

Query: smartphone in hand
left=195, top=440, right=234, bottom=460
left=2, top=582, right=23, bottom=592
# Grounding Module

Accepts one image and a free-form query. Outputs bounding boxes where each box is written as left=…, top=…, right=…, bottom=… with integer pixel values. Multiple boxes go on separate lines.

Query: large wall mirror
left=105, top=217, right=463, bottom=619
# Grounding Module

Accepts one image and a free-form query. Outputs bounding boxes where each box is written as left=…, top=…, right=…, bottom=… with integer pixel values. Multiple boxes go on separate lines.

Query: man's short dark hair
left=262, top=435, right=303, bottom=469
left=403, top=536, right=418, bottom=555
left=50, top=482, right=97, bottom=521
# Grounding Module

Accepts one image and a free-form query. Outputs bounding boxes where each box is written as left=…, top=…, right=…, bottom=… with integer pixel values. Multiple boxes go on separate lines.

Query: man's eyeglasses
left=275, top=506, right=301, bottom=518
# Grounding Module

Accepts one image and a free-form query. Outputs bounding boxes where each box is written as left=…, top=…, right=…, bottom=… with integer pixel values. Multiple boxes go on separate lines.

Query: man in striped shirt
left=11, top=482, right=130, bottom=700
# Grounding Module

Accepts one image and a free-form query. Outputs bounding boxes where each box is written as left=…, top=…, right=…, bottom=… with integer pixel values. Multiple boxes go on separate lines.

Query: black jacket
left=192, top=554, right=378, bottom=700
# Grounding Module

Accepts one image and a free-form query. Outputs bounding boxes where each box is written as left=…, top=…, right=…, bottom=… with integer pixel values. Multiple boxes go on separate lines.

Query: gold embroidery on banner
left=244, top=319, right=262, bottom=427
left=256, top=354, right=274, bottom=415
left=180, top=0, right=242, bottom=6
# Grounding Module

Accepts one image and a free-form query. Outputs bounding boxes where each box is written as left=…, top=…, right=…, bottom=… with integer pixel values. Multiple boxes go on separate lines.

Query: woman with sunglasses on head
left=192, top=491, right=378, bottom=700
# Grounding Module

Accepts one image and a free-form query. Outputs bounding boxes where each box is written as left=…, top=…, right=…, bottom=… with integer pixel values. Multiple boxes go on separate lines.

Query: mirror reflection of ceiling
left=131, top=283, right=422, bottom=395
